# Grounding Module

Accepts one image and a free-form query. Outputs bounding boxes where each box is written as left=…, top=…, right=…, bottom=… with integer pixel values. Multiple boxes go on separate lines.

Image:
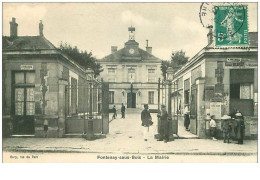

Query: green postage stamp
left=214, top=5, right=248, bottom=46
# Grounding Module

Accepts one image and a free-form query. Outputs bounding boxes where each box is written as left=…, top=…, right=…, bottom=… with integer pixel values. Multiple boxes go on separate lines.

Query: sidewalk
left=3, top=137, right=257, bottom=155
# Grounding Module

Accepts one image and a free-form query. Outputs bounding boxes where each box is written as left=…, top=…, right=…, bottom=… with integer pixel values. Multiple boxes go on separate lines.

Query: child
left=209, top=115, right=217, bottom=141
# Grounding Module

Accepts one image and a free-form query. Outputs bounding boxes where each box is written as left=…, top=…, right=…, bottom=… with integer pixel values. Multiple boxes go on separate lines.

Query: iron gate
left=64, top=80, right=109, bottom=134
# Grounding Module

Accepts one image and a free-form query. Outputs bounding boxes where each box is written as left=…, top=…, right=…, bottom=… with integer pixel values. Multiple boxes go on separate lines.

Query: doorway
left=12, top=71, right=35, bottom=135
left=127, top=92, right=136, bottom=108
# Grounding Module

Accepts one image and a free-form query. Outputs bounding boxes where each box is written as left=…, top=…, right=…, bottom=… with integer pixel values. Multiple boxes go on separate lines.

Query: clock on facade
left=129, top=48, right=135, bottom=54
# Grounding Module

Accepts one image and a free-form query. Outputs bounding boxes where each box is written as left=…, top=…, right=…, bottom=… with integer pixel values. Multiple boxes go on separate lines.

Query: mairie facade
left=98, top=27, right=163, bottom=110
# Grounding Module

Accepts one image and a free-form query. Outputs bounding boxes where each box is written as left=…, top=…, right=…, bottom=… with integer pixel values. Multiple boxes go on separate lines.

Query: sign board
left=20, top=65, right=33, bottom=70
left=210, top=102, right=222, bottom=119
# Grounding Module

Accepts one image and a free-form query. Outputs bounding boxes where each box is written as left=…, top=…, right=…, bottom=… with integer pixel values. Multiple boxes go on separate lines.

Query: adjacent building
left=98, top=27, right=163, bottom=110
left=170, top=28, right=258, bottom=139
left=2, top=18, right=101, bottom=137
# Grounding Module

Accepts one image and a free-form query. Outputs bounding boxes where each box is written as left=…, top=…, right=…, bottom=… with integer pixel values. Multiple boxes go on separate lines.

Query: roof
left=2, top=36, right=57, bottom=51
left=99, top=40, right=161, bottom=62
left=174, top=32, right=258, bottom=77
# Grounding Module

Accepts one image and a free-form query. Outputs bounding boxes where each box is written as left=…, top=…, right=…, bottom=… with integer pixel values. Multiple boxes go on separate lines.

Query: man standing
left=121, top=103, right=126, bottom=119
left=112, top=105, right=117, bottom=120
left=235, top=112, right=245, bottom=144
left=157, top=105, right=169, bottom=143
left=141, top=104, right=153, bottom=141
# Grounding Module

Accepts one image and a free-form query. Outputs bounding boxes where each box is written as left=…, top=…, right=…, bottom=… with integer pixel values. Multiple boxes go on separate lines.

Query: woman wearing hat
left=235, top=112, right=245, bottom=144
left=221, top=115, right=232, bottom=143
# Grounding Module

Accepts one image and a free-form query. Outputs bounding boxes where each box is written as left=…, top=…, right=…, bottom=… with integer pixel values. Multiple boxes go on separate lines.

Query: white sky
left=2, top=3, right=258, bottom=60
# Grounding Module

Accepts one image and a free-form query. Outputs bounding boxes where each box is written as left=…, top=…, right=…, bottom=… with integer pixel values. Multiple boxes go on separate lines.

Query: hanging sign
left=20, top=65, right=33, bottom=70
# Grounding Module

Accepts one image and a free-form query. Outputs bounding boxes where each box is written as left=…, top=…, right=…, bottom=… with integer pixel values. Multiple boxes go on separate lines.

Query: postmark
left=199, top=2, right=248, bottom=46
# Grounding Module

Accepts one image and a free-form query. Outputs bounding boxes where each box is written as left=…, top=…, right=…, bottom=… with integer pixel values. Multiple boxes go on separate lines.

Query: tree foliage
left=59, top=42, right=103, bottom=77
left=160, top=50, right=189, bottom=79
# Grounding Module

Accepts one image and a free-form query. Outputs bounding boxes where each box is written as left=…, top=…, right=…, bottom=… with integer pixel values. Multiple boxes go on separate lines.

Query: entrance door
left=190, top=85, right=197, bottom=135
left=13, top=88, right=35, bottom=134
left=230, top=69, right=254, bottom=116
left=127, top=92, right=136, bottom=108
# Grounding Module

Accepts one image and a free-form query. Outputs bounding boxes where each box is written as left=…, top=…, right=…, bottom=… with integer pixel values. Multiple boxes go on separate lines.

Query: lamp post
left=166, top=67, right=174, bottom=117
left=166, top=67, right=174, bottom=139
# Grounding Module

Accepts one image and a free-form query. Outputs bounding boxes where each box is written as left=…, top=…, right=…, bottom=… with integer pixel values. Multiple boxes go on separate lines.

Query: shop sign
left=20, top=65, right=33, bottom=70
left=225, top=58, right=243, bottom=67
left=245, top=62, right=258, bottom=67
left=210, top=102, right=222, bottom=119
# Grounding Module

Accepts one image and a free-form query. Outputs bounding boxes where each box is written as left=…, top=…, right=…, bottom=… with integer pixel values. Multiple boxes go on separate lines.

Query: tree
left=59, top=42, right=103, bottom=77
left=160, top=50, right=189, bottom=79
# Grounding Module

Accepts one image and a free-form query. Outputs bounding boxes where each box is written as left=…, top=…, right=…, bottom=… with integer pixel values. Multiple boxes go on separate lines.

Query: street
left=3, top=109, right=257, bottom=163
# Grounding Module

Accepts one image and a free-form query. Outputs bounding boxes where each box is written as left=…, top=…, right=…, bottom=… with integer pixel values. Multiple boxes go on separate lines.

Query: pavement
left=2, top=109, right=258, bottom=156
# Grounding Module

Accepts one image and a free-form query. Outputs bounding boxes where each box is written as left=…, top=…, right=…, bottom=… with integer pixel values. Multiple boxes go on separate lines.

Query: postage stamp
left=214, top=5, right=248, bottom=46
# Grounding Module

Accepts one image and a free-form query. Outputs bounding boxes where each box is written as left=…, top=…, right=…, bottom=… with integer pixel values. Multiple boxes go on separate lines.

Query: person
left=121, top=103, right=125, bottom=119
left=235, top=112, right=245, bottom=144
left=141, top=104, right=153, bottom=141
left=221, top=115, right=232, bottom=143
left=43, top=119, right=48, bottom=138
left=209, top=115, right=217, bottom=141
left=157, top=105, right=170, bottom=143
left=112, top=105, right=117, bottom=120
left=184, top=110, right=190, bottom=131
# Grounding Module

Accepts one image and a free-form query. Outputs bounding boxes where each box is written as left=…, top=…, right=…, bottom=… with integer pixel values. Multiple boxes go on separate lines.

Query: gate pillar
left=58, top=79, right=68, bottom=137
left=102, top=82, right=109, bottom=134
left=196, top=78, right=206, bottom=138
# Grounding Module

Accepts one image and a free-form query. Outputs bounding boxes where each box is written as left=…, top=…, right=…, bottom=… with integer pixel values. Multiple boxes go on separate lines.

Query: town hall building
left=98, top=27, right=163, bottom=110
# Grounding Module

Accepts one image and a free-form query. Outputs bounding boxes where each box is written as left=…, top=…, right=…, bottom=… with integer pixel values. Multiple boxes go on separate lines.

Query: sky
left=2, top=3, right=258, bottom=60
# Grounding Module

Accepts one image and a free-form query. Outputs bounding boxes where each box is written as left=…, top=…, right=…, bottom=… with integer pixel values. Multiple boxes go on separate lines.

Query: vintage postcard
left=1, top=2, right=258, bottom=163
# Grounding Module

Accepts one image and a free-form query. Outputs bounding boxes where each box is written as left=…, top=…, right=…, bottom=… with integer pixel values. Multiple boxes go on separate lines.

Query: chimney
left=207, top=25, right=213, bottom=45
left=39, top=20, right=44, bottom=36
left=10, top=17, right=18, bottom=37
left=146, top=40, right=152, bottom=54
left=111, top=46, right=117, bottom=53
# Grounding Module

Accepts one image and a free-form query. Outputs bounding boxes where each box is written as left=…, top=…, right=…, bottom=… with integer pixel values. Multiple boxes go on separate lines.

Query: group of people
left=209, top=111, right=245, bottom=144
left=141, top=104, right=246, bottom=145
left=111, top=103, right=126, bottom=120
left=141, top=104, right=170, bottom=143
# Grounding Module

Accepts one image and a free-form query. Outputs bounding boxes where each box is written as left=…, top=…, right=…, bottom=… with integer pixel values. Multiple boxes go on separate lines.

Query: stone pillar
left=253, top=68, right=258, bottom=116
left=196, top=78, right=206, bottom=138
left=58, top=79, right=68, bottom=137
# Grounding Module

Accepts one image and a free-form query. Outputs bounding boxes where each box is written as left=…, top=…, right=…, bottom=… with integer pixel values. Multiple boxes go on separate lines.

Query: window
left=108, top=68, right=116, bottom=74
left=14, top=71, right=35, bottom=116
left=148, top=91, right=154, bottom=104
left=240, top=83, right=253, bottom=99
left=108, top=68, right=116, bottom=82
left=128, top=68, right=135, bottom=82
left=109, top=91, right=114, bottom=104
left=148, top=69, right=156, bottom=82
left=230, top=83, right=253, bottom=100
